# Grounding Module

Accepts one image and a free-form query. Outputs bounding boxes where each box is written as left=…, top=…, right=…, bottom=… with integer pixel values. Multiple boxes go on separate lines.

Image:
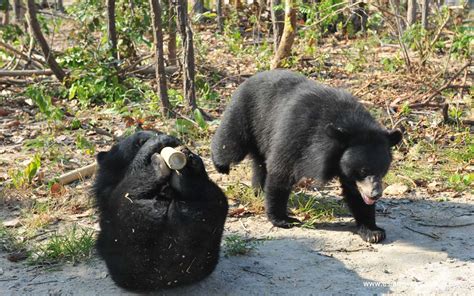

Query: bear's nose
left=371, top=186, right=382, bottom=199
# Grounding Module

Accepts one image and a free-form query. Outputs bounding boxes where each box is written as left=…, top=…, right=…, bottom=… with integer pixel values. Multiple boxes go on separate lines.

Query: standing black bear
left=93, top=131, right=228, bottom=291
left=211, top=70, right=401, bottom=243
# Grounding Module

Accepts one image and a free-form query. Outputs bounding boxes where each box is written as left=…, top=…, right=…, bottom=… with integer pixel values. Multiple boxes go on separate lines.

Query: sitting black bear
left=211, top=70, right=402, bottom=243
left=93, top=131, right=228, bottom=291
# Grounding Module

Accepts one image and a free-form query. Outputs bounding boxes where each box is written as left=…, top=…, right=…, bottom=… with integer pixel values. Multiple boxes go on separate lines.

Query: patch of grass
left=385, top=162, right=435, bottom=187
left=289, top=192, right=348, bottom=227
left=8, top=154, right=42, bottom=189
left=225, top=182, right=265, bottom=214
left=30, top=226, right=95, bottom=265
left=223, top=235, right=259, bottom=257
left=0, top=225, right=27, bottom=253
left=20, top=199, right=58, bottom=234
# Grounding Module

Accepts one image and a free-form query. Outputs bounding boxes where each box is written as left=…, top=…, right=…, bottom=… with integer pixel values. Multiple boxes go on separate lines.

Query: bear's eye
left=359, top=168, right=368, bottom=178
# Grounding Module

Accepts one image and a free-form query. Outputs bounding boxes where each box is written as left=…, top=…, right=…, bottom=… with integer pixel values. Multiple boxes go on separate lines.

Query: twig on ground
left=241, top=267, right=270, bottom=278
left=417, top=222, right=474, bottom=228
left=403, top=225, right=440, bottom=240
left=417, top=60, right=471, bottom=105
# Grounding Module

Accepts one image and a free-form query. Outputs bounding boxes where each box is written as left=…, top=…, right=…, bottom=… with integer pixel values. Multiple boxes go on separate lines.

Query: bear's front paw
left=358, top=225, right=386, bottom=243
left=215, top=164, right=230, bottom=174
left=269, top=215, right=301, bottom=229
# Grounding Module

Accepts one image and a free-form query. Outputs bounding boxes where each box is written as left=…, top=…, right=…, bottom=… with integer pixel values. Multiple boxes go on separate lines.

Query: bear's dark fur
left=93, top=131, right=228, bottom=291
left=211, top=70, right=401, bottom=243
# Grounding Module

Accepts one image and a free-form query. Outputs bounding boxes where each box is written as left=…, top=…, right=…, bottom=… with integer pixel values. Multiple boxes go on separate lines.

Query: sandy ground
left=1, top=190, right=473, bottom=296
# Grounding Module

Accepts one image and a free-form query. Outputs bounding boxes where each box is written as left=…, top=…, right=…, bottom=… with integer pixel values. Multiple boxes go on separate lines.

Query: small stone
left=384, top=183, right=409, bottom=195
left=3, top=218, right=20, bottom=228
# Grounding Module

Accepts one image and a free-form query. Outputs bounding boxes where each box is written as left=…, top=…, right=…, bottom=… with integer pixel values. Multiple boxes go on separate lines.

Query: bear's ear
left=97, top=151, right=108, bottom=164
left=387, top=129, right=402, bottom=147
left=325, top=124, right=349, bottom=143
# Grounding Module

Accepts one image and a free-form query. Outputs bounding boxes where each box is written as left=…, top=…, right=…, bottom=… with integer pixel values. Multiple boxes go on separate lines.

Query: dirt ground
left=1, top=184, right=473, bottom=296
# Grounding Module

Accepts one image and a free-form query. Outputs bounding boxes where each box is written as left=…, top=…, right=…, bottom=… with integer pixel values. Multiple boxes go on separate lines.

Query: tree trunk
left=216, top=0, right=223, bottom=32
left=167, top=0, right=177, bottom=66
left=176, top=0, right=197, bottom=111
left=25, top=0, right=66, bottom=82
left=232, top=0, right=242, bottom=9
left=150, top=0, right=172, bottom=117
left=13, top=0, right=22, bottom=22
left=271, top=0, right=284, bottom=52
left=193, top=0, right=206, bottom=14
left=107, top=0, right=118, bottom=62
left=271, top=0, right=296, bottom=69
left=407, top=0, right=416, bottom=26
left=56, top=0, right=64, bottom=12
left=3, top=0, right=9, bottom=25
left=421, top=0, right=429, bottom=29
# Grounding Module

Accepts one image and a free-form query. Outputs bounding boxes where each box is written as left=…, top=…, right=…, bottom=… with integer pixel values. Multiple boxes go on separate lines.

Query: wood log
left=160, top=147, right=186, bottom=170
left=57, top=163, right=97, bottom=185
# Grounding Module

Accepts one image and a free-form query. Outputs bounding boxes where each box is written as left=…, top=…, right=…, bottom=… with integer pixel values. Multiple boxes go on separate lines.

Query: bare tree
left=407, top=0, right=417, bottom=26
left=107, top=0, right=118, bottom=61
left=176, top=0, right=197, bottom=111
left=216, top=0, right=223, bottom=32
left=57, top=0, right=64, bottom=13
left=25, top=0, right=66, bottom=82
left=150, top=0, right=172, bottom=117
left=271, top=0, right=296, bottom=69
left=13, top=0, right=22, bottom=22
left=2, top=0, right=10, bottom=25
left=193, top=0, right=206, bottom=14
left=167, top=1, right=177, bottom=66
left=421, top=0, right=429, bottom=29
left=271, top=0, right=284, bottom=51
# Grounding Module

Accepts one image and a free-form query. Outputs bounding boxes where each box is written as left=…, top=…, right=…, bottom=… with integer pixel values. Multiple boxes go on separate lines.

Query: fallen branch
left=417, top=222, right=474, bottom=228
left=0, top=69, right=53, bottom=77
left=129, top=65, right=178, bottom=76
left=0, top=40, right=44, bottom=69
left=419, top=60, right=471, bottom=104
left=57, top=163, right=97, bottom=185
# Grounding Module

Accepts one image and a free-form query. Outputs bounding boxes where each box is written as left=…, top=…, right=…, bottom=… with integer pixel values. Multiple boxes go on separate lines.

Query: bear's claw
left=269, top=216, right=301, bottom=229
left=358, top=225, right=386, bottom=243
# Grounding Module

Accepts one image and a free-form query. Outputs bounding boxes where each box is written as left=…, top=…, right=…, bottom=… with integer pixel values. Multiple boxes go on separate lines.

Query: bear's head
left=169, top=147, right=209, bottom=198
left=326, top=124, right=402, bottom=205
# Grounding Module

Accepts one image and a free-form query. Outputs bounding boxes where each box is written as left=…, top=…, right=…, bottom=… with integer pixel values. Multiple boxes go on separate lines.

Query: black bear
left=93, top=131, right=228, bottom=291
left=211, top=70, right=401, bottom=243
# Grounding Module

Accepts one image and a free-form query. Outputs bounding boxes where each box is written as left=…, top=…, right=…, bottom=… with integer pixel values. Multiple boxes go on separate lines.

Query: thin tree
left=13, top=0, right=22, bottom=22
left=193, top=0, right=206, bottom=14
left=407, top=0, right=416, bottom=26
left=2, top=0, right=9, bottom=25
left=216, top=0, right=223, bottom=32
left=271, top=0, right=296, bottom=69
left=271, top=0, right=284, bottom=51
left=57, top=0, right=64, bottom=13
left=149, top=0, right=172, bottom=117
left=176, top=0, right=198, bottom=111
left=165, top=0, right=177, bottom=66
left=421, top=0, right=429, bottom=29
left=25, top=0, right=66, bottom=82
left=107, top=0, right=118, bottom=62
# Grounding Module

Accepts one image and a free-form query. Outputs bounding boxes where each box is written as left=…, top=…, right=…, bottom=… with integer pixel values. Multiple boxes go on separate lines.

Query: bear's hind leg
left=341, top=179, right=385, bottom=243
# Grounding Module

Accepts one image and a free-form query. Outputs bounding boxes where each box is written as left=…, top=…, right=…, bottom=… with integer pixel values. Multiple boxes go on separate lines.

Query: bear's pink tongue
left=361, top=193, right=376, bottom=205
